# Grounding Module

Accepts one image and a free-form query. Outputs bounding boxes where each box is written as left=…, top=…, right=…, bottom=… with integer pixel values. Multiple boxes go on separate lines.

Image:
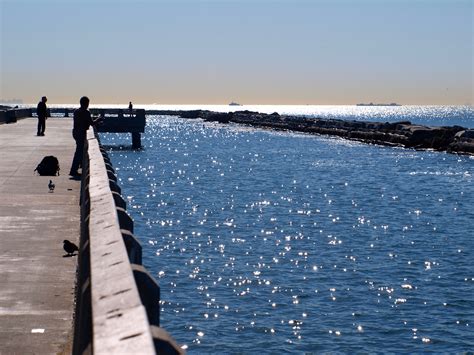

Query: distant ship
left=229, top=102, right=242, bottom=106
left=356, top=102, right=401, bottom=107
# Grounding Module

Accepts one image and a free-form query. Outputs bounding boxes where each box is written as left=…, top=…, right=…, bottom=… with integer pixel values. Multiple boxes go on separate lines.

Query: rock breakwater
left=149, top=109, right=474, bottom=155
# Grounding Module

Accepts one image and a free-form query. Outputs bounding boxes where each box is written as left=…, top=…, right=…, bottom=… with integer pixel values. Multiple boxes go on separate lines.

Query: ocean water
left=43, top=104, right=474, bottom=128
left=100, top=106, right=474, bottom=353
left=142, top=104, right=474, bottom=128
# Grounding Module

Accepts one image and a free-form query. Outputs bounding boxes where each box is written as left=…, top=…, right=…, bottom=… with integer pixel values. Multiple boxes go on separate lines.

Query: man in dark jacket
left=69, top=96, right=100, bottom=176
left=36, top=96, right=48, bottom=136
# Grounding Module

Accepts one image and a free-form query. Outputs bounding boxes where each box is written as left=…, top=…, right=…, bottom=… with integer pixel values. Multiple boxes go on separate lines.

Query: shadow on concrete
left=62, top=253, right=77, bottom=258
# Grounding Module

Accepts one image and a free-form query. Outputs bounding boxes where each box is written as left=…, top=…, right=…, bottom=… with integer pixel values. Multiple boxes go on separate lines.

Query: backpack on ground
left=34, top=156, right=60, bottom=176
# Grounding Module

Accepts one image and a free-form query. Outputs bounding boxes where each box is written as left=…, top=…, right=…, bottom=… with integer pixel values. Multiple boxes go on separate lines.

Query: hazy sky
left=1, top=0, right=472, bottom=105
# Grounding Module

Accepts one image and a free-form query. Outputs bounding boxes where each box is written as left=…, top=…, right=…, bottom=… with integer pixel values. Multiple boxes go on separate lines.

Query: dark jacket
left=73, top=107, right=93, bottom=134
left=37, top=101, right=47, bottom=118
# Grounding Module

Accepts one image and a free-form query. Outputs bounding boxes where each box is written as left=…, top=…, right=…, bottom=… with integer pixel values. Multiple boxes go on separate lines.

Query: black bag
left=34, top=156, right=60, bottom=176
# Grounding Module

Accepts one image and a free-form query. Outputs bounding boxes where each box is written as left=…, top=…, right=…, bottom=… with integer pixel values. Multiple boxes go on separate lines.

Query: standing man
left=69, top=96, right=100, bottom=176
left=36, top=96, right=48, bottom=136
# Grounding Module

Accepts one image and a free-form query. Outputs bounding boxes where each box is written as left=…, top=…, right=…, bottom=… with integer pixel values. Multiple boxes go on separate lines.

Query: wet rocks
left=148, top=109, right=473, bottom=156
left=448, top=129, right=474, bottom=154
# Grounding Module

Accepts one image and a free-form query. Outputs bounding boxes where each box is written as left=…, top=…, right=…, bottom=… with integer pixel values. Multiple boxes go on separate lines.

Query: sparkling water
left=100, top=106, right=473, bottom=353
left=45, top=104, right=474, bottom=128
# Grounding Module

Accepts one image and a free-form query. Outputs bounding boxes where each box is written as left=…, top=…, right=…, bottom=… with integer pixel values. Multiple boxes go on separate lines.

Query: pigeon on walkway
left=63, top=240, right=79, bottom=256
left=48, top=180, right=55, bottom=192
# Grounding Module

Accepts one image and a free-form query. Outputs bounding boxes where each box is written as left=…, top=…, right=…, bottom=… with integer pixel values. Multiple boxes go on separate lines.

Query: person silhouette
left=36, top=96, right=48, bottom=136
left=69, top=96, right=101, bottom=176
left=128, top=101, right=133, bottom=117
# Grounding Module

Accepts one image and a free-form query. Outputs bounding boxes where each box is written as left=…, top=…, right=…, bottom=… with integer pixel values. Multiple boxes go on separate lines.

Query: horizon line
left=8, top=102, right=474, bottom=107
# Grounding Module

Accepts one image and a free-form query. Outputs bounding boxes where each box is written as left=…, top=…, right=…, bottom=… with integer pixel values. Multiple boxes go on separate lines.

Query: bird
left=48, top=180, right=55, bottom=192
left=63, top=240, right=79, bottom=256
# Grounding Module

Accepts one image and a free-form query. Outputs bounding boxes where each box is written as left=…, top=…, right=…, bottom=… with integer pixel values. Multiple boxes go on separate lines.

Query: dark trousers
left=70, top=130, right=86, bottom=174
left=37, top=116, right=46, bottom=134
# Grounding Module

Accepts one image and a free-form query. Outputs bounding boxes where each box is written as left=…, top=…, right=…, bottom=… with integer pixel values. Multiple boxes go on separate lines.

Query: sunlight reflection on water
left=162, top=104, right=473, bottom=127
left=101, top=114, right=474, bottom=353
left=43, top=104, right=474, bottom=127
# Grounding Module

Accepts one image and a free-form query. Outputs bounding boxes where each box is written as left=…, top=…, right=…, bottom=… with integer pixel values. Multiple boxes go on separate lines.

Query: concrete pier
left=0, top=116, right=182, bottom=354
left=0, top=118, right=80, bottom=353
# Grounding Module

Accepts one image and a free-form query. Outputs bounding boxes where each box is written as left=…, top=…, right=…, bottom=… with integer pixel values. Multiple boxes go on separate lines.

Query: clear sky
left=1, top=0, right=472, bottom=105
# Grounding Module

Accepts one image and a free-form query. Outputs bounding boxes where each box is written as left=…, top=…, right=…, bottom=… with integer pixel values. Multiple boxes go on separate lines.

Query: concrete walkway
left=0, top=118, right=80, bottom=354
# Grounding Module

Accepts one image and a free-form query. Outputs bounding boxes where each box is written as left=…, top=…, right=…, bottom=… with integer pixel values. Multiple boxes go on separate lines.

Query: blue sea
left=100, top=105, right=474, bottom=353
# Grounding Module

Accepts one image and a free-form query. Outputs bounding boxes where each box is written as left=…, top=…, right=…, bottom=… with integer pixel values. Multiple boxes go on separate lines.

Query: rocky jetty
left=147, top=109, right=474, bottom=156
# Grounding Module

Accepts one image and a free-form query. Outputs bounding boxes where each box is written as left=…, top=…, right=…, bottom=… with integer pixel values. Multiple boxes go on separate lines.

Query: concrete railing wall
left=73, top=129, right=183, bottom=354
left=0, top=109, right=32, bottom=124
